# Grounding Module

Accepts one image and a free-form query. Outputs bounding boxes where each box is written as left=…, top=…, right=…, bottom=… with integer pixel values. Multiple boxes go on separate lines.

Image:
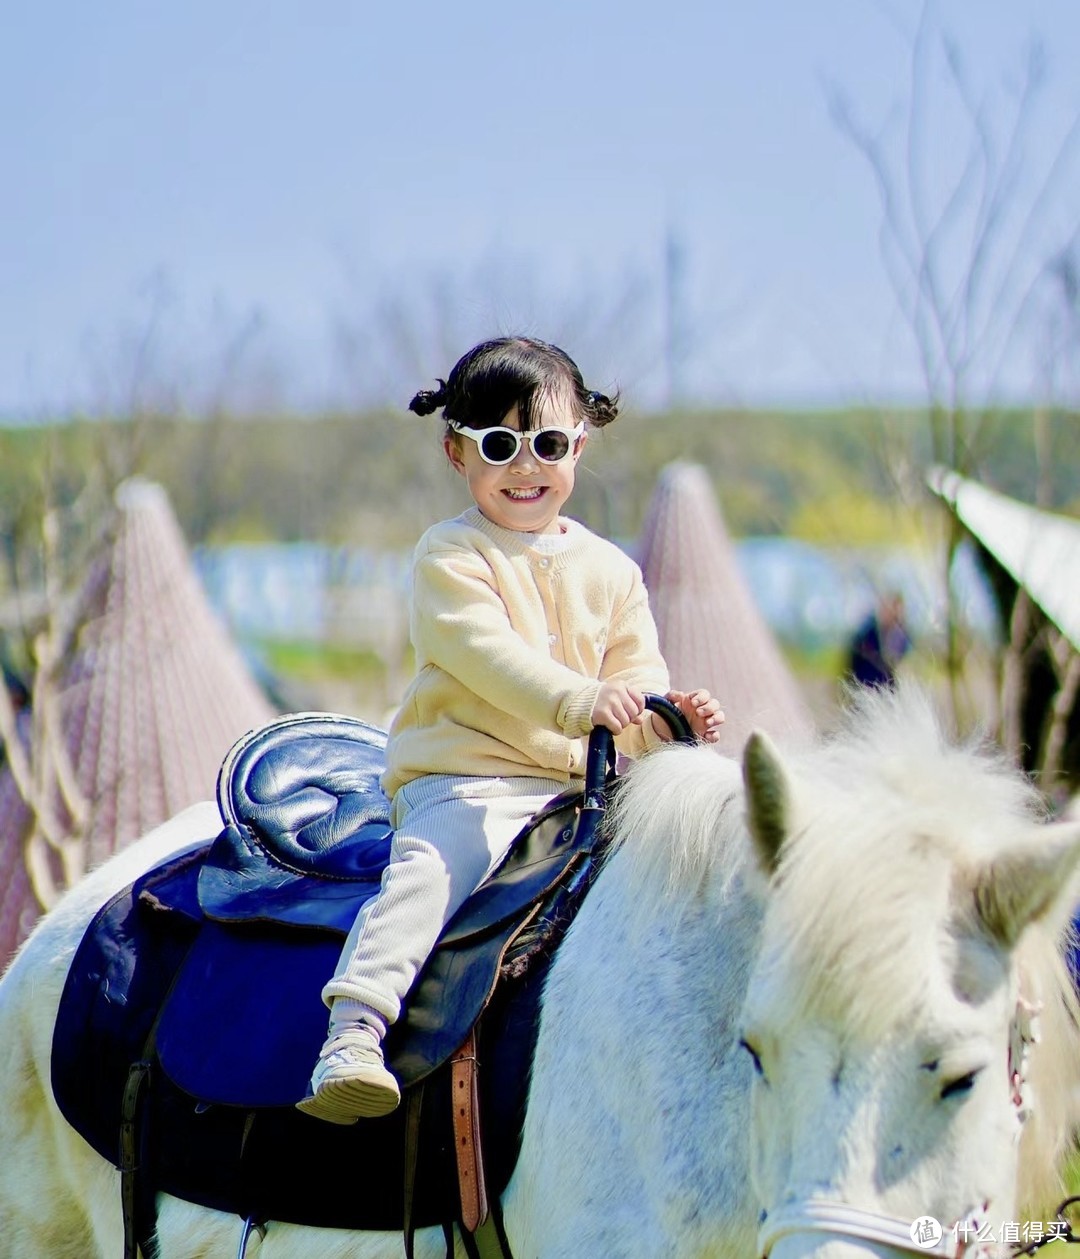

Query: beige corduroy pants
left=320, top=773, right=565, bottom=1026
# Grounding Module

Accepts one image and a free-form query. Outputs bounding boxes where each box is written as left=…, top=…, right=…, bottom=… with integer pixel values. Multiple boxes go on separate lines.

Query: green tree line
left=1, top=407, right=1077, bottom=561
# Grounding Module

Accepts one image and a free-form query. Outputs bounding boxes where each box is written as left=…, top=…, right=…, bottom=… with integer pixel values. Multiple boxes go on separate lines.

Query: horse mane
left=608, top=684, right=1080, bottom=1215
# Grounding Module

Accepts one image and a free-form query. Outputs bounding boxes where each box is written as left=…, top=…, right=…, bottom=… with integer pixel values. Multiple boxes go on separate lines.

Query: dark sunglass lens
left=480, top=430, right=520, bottom=463
left=533, top=430, right=570, bottom=462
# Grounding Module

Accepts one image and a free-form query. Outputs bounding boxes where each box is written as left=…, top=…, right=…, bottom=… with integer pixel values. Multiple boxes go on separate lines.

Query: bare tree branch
left=831, top=11, right=1080, bottom=746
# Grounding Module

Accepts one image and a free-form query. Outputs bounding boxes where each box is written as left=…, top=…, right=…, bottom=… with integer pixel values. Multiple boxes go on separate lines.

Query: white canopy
left=928, top=467, right=1080, bottom=653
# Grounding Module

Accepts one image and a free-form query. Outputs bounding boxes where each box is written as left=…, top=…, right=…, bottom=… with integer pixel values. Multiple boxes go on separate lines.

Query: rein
left=757, top=994, right=1050, bottom=1259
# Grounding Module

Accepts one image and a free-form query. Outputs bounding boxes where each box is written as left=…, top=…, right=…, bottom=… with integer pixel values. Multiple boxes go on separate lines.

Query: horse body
left=3, top=687, right=1080, bottom=1259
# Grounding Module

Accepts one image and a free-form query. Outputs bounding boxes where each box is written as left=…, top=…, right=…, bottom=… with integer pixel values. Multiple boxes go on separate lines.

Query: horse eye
left=739, top=1038, right=765, bottom=1078
left=940, top=1069, right=981, bottom=1101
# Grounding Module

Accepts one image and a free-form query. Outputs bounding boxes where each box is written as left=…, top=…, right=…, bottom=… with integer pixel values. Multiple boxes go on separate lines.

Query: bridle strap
left=759, top=1202, right=975, bottom=1259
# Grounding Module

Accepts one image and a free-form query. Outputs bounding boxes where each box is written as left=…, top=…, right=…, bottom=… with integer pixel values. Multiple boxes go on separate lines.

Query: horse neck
left=562, top=840, right=763, bottom=1081
left=509, top=835, right=765, bottom=1255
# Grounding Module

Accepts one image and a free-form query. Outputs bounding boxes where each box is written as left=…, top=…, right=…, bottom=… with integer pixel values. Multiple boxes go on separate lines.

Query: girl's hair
left=408, top=336, right=619, bottom=431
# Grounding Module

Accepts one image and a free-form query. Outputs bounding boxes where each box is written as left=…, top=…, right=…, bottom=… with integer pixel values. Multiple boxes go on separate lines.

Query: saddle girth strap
left=120, top=1057, right=162, bottom=1259
left=451, top=1028, right=488, bottom=1233
left=461, top=1204, right=516, bottom=1259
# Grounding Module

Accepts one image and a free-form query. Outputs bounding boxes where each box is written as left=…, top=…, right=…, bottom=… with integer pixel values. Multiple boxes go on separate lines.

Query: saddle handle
left=583, top=692, right=697, bottom=808
left=642, top=692, right=697, bottom=744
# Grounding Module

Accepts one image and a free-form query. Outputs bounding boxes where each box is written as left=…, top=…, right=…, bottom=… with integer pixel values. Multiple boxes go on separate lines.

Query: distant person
left=847, top=592, right=910, bottom=689
left=1, top=660, right=30, bottom=713
left=296, top=335, right=725, bottom=1125
left=0, top=656, right=30, bottom=772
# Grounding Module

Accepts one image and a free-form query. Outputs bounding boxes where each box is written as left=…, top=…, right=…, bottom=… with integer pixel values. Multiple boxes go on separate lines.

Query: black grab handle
left=582, top=692, right=697, bottom=809
left=643, top=693, right=696, bottom=744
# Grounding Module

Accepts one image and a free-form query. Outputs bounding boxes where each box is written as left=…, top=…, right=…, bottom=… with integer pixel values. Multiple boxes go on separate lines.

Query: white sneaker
left=295, top=1029, right=401, bottom=1125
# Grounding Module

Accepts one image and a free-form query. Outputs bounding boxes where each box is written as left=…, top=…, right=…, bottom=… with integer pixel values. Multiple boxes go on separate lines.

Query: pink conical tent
left=638, top=461, right=815, bottom=755
left=0, top=479, right=276, bottom=965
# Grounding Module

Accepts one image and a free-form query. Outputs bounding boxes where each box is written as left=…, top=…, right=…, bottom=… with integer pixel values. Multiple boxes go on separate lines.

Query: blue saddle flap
left=156, top=920, right=339, bottom=1108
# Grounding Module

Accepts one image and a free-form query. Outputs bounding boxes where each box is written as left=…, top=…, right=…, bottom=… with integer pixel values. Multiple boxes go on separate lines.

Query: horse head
left=740, top=687, right=1080, bottom=1259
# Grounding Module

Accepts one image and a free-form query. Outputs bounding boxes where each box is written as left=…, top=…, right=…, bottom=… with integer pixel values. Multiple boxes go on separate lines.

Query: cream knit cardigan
left=382, top=507, right=670, bottom=796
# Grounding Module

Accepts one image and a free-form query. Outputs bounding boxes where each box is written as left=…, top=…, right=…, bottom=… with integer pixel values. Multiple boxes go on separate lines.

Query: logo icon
left=910, top=1217, right=943, bottom=1249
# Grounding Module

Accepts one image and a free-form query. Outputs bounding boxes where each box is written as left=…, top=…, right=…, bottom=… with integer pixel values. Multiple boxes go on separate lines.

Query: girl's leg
left=297, top=775, right=562, bottom=1123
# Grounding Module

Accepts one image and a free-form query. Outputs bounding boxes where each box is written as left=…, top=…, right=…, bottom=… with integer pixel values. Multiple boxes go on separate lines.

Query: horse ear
left=973, top=822, right=1080, bottom=947
left=743, top=731, right=791, bottom=876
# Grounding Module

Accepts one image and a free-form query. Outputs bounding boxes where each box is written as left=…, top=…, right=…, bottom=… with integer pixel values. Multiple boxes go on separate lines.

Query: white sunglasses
left=449, top=420, right=585, bottom=466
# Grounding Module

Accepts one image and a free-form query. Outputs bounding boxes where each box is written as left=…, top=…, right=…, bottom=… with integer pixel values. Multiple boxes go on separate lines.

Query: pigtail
left=586, top=389, right=620, bottom=429
left=408, top=380, right=449, bottom=416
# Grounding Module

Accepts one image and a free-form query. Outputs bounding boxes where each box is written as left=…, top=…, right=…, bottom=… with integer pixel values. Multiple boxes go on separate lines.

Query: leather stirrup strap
left=402, top=1082, right=426, bottom=1259
left=451, top=1028, right=488, bottom=1233
left=119, top=932, right=201, bottom=1259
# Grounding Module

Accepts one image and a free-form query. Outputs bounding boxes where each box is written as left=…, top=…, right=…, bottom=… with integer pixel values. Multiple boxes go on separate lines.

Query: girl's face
left=444, top=398, right=587, bottom=535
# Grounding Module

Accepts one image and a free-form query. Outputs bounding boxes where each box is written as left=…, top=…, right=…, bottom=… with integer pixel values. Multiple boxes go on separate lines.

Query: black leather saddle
left=51, top=697, right=690, bottom=1249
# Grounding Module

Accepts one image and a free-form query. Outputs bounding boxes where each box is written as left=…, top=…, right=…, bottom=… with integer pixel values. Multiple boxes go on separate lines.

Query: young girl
left=297, top=336, right=724, bottom=1124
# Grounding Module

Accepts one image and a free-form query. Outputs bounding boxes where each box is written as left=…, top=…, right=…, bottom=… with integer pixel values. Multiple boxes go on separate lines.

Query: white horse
left=3, top=685, right=1080, bottom=1259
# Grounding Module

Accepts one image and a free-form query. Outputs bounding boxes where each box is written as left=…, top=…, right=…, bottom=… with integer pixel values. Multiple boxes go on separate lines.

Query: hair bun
left=408, top=381, right=449, bottom=416
left=586, top=389, right=620, bottom=428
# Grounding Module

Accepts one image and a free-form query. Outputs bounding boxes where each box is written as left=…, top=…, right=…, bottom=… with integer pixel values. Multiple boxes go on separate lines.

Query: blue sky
left=2, top=1, right=1079, bottom=418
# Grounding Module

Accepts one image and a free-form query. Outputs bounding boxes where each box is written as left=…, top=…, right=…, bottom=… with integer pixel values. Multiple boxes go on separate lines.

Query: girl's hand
left=660, top=689, right=725, bottom=744
left=591, top=681, right=646, bottom=734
